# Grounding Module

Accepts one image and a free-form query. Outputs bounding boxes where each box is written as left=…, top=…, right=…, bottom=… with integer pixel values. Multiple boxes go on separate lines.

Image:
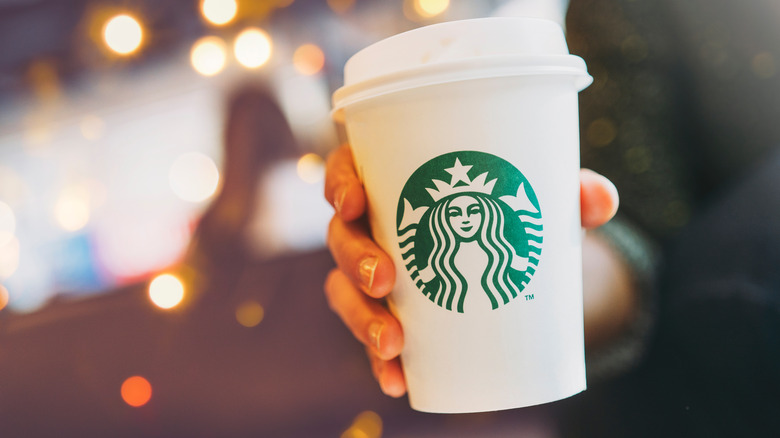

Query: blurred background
left=8, top=1, right=779, bottom=436
left=0, top=0, right=508, bottom=314
left=0, top=1, right=567, bottom=437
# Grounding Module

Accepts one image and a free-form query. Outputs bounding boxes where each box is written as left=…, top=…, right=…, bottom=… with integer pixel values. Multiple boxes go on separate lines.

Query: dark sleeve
left=660, top=151, right=780, bottom=435
left=585, top=216, right=659, bottom=380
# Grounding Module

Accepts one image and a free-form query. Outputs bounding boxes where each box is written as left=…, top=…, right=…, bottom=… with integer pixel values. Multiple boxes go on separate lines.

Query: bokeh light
left=121, top=376, right=152, bottom=407
left=191, top=36, right=227, bottom=76
left=148, top=274, right=185, bottom=309
left=751, top=52, right=777, bottom=79
left=413, top=0, right=450, bottom=18
left=327, top=0, right=355, bottom=14
left=0, top=284, right=8, bottom=312
left=293, top=44, right=325, bottom=76
left=79, top=115, right=105, bottom=141
left=103, top=14, right=144, bottom=55
left=96, top=213, right=191, bottom=281
left=27, top=60, right=61, bottom=102
left=22, top=113, right=52, bottom=148
left=341, top=411, right=383, bottom=438
left=54, top=184, right=91, bottom=232
left=0, top=201, right=15, bottom=247
left=201, top=0, right=238, bottom=26
left=235, top=300, right=265, bottom=327
left=586, top=117, right=617, bottom=147
left=0, top=236, right=20, bottom=279
left=296, top=153, right=325, bottom=184
left=234, top=28, right=273, bottom=69
left=0, top=166, right=27, bottom=207
left=169, top=152, right=220, bottom=203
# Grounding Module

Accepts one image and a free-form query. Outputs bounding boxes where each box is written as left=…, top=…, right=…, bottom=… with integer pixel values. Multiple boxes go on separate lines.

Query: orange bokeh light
left=414, top=0, right=450, bottom=18
left=103, top=14, right=144, bottom=55
left=121, top=376, right=152, bottom=407
left=293, top=43, right=325, bottom=75
left=0, top=285, right=9, bottom=311
left=327, top=0, right=355, bottom=14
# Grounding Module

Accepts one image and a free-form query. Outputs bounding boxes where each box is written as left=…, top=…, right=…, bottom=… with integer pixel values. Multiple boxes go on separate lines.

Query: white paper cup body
left=334, top=18, right=590, bottom=414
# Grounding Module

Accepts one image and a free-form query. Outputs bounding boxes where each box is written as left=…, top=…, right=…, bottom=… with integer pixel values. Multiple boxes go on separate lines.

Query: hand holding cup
left=324, top=143, right=619, bottom=400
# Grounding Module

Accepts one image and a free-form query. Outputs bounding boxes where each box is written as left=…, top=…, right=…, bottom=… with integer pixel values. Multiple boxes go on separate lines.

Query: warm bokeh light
left=27, top=60, right=61, bottom=102
left=414, top=0, right=450, bottom=18
left=296, top=153, right=325, bottom=184
left=0, top=166, right=27, bottom=207
left=22, top=114, right=52, bottom=147
left=0, top=284, right=8, bottom=312
left=54, top=184, right=91, bottom=232
left=0, top=236, right=20, bottom=279
left=79, top=115, right=105, bottom=141
left=97, top=214, right=191, bottom=281
left=201, top=0, right=238, bottom=26
left=234, top=28, right=273, bottom=69
left=191, top=36, right=227, bottom=76
left=148, top=274, right=185, bottom=309
left=103, top=14, right=143, bottom=55
left=293, top=44, right=325, bottom=76
left=235, top=300, right=265, bottom=327
left=327, top=0, right=355, bottom=14
left=751, top=52, right=777, bottom=79
left=341, top=411, right=383, bottom=438
left=169, top=152, right=220, bottom=203
left=121, top=376, right=153, bottom=407
left=586, top=117, right=617, bottom=147
left=0, top=201, right=15, bottom=247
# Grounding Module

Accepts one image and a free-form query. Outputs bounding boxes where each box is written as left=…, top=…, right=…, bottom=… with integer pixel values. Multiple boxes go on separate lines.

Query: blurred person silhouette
left=322, top=0, right=780, bottom=437
left=189, top=85, right=296, bottom=265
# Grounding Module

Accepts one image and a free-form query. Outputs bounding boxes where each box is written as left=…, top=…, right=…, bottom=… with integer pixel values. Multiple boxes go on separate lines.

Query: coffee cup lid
left=332, top=17, right=592, bottom=121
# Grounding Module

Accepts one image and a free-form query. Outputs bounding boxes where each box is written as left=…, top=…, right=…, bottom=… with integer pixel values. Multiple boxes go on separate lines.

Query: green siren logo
left=396, top=151, right=543, bottom=313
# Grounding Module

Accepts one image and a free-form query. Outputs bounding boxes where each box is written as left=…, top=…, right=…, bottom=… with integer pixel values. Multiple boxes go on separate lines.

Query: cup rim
left=332, top=53, right=592, bottom=122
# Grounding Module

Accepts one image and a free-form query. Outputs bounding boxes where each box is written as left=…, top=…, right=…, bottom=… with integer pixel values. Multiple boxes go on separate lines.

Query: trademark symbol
left=525, top=294, right=534, bottom=301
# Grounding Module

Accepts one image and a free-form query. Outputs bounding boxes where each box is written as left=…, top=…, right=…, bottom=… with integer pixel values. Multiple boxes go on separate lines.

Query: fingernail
left=368, top=320, right=384, bottom=353
left=334, top=186, right=347, bottom=215
left=358, top=256, right=378, bottom=292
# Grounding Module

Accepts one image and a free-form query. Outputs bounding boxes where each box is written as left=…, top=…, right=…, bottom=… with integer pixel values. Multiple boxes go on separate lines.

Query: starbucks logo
left=396, top=151, right=543, bottom=313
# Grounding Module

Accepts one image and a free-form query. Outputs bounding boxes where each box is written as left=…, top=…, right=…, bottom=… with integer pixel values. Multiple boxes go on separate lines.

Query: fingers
left=324, top=144, right=405, bottom=398
left=327, top=215, right=395, bottom=298
left=367, top=349, right=407, bottom=398
left=580, top=169, right=619, bottom=229
left=325, top=144, right=366, bottom=222
left=325, top=269, right=404, bottom=361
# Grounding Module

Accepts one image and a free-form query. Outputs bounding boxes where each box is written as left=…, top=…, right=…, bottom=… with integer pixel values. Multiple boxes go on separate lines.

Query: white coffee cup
left=333, top=17, right=592, bottom=413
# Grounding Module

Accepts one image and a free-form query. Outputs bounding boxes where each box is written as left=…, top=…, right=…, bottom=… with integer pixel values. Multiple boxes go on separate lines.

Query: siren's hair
left=475, top=195, right=522, bottom=307
left=426, top=200, right=466, bottom=312
left=424, top=193, right=521, bottom=312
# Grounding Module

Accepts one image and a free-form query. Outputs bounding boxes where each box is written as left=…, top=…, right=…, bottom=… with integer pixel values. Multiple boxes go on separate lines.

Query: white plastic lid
left=332, top=17, right=592, bottom=121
